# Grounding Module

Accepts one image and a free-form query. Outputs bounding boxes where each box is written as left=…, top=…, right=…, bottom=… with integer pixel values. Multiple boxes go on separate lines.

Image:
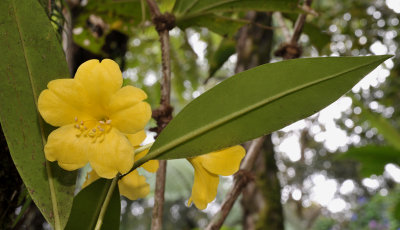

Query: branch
left=144, top=1, right=175, bottom=230
left=205, top=137, right=265, bottom=230
left=274, top=0, right=313, bottom=59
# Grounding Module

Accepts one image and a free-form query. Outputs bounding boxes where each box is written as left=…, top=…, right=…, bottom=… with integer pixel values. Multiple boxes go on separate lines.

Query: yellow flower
left=187, top=145, right=245, bottom=209
left=83, top=130, right=159, bottom=200
left=38, top=59, right=151, bottom=178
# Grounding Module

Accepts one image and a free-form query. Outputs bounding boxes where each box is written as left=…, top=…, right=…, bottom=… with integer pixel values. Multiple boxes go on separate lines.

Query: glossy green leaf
left=137, top=55, right=391, bottom=163
left=339, top=146, right=400, bottom=177
left=65, top=179, right=120, bottom=230
left=352, top=98, right=400, bottom=150
left=0, top=0, right=76, bottom=228
left=173, top=0, right=299, bottom=17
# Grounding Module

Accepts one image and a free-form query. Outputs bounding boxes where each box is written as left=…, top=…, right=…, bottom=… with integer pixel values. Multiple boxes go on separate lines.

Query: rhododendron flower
left=187, top=145, right=245, bottom=209
left=38, top=59, right=151, bottom=178
left=83, top=130, right=159, bottom=200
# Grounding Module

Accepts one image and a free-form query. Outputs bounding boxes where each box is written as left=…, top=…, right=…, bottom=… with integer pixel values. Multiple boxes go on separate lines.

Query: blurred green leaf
left=0, top=0, right=76, bottom=228
left=394, top=198, right=400, bottom=221
left=206, top=38, right=236, bottom=82
left=177, top=14, right=246, bottom=37
left=353, top=98, right=400, bottom=150
left=174, top=0, right=300, bottom=37
left=65, top=179, right=120, bottom=230
left=138, top=55, right=391, bottom=162
left=339, top=146, right=400, bottom=177
left=303, top=23, right=331, bottom=51
left=73, top=0, right=148, bottom=54
left=173, top=0, right=300, bottom=16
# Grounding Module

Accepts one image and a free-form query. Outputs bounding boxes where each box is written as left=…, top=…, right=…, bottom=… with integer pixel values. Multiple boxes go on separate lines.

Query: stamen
left=99, top=128, right=105, bottom=132
left=74, top=117, right=78, bottom=122
left=92, top=128, right=96, bottom=132
left=80, top=121, right=84, bottom=125
left=99, top=121, right=105, bottom=124
left=84, top=126, right=88, bottom=130
left=106, top=119, right=112, bottom=124
left=75, top=124, right=80, bottom=129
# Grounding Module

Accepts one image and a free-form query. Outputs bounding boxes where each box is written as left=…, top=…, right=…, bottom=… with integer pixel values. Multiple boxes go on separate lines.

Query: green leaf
left=174, top=0, right=300, bottom=35
left=173, top=0, right=300, bottom=17
left=394, top=198, right=400, bottom=221
left=338, top=146, right=400, bottom=177
left=352, top=98, right=400, bottom=150
left=65, top=179, right=120, bottom=230
left=177, top=14, right=246, bottom=37
left=303, top=23, right=331, bottom=51
left=0, top=0, right=76, bottom=228
left=206, top=38, right=236, bottom=81
left=138, top=55, right=391, bottom=163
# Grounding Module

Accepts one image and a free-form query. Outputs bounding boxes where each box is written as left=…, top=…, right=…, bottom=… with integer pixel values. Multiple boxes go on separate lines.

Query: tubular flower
left=187, top=145, right=246, bottom=210
left=83, top=130, right=159, bottom=200
left=38, top=59, right=151, bottom=178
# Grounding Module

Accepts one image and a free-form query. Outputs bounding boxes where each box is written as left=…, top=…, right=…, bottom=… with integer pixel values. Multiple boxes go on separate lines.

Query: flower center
left=74, top=116, right=112, bottom=143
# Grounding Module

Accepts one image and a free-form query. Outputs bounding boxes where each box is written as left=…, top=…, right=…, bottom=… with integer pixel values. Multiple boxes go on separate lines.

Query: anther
left=99, top=128, right=105, bottom=132
left=75, top=124, right=80, bottom=128
left=99, top=121, right=105, bottom=124
left=74, top=117, right=78, bottom=122
left=80, top=121, right=84, bottom=125
left=106, top=119, right=112, bottom=124
left=84, top=126, right=88, bottom=130
left=92, top=128, right=96, bottom=132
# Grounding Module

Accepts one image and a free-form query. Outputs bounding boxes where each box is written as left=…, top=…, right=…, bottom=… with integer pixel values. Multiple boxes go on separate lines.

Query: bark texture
left=235, top=12, right=284, bottom=230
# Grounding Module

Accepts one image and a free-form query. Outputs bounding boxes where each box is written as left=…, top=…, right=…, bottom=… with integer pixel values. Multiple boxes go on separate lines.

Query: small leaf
left=338, top=145, right=400, bottom=177
left=65, top=179, right=120, bottom=230
left=352, top=98, right=400, bottom=150
left=206, top=38, right=236, bottom=81
left=0, top=0, right=76, bottom=228
left=139, top=56, right=391, bottom=162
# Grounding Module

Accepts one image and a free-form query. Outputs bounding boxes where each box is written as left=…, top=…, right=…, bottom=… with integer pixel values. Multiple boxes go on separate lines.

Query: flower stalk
left=94, top=177, right=118, bottom=230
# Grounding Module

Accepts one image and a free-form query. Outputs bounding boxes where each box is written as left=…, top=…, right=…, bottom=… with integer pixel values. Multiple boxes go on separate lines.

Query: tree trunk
left=235, top=12, right=285, bottom=230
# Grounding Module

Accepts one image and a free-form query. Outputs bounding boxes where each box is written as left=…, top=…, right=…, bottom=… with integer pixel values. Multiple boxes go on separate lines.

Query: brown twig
left=274, top=0, right=313, bottom=60
left=144, top=1, right=175, bottom=230
left=205, top=137, right=265, bottom=230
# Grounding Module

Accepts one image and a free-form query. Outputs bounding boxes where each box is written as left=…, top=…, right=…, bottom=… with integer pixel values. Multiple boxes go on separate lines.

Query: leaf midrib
left=11, top=0, right=60, bottom=228
left=87, top=180, right=112, bottom=230
left=146, top=57, right=386, bottom=161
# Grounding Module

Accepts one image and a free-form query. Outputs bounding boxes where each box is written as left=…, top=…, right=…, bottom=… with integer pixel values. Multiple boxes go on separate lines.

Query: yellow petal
left=108, top=86, right=148, bottom=111
left=198, top=145, right=245, bottom=176
left=110, top=101, right=151, bottom=134
left=187, top=158, right=219, bottom=210
left=142, top=160, right=159, bottom=173
left=44, top=125, right=88, bottom=171
left=126, top=130, right=146, bottom=147
left=38, top=79, right=93, bottom=127
left=87, top=128, right=134, bottom=179
left=82, top=170, right=100, bottom=189
left=74, top=59, right=123, bottom=113
left=134, top=149, right=159, bottom=173
left=118, top=170, right=150, bottom=200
